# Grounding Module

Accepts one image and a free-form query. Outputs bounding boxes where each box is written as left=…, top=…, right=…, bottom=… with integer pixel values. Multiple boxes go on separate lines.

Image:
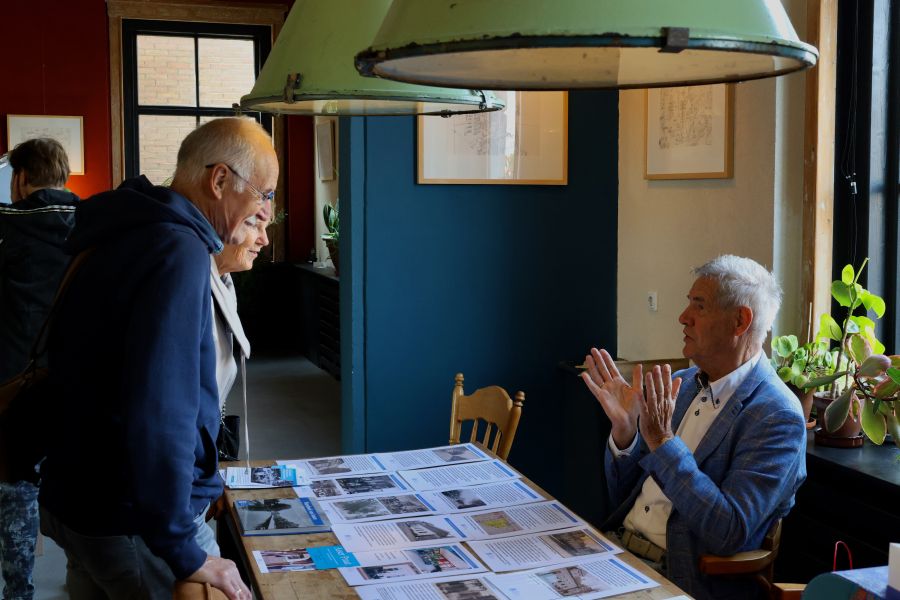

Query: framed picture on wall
left=417, top=91, right=568, bottom=185
left=7, top=114, right=85, bottom=175
left=316, top=120, right=335, bottom=181
left=644, top=84, right=733, bottom=180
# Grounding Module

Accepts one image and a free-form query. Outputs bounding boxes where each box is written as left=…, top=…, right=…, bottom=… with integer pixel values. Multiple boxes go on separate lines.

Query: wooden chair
left=698, top=519, right=805, bottom=600
left=449, top=373, right=524, bottom=460
left=172, top=582, right=228, bottom=600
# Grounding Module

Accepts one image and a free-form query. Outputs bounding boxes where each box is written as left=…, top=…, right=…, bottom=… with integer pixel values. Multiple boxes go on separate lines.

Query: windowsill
left=805, top=430, right=900, bottom=489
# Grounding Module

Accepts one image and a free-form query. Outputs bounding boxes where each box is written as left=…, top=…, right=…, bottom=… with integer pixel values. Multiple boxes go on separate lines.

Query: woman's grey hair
left=173, top=118, right=269, bottom=192
left=693, top=255, right=782, bottom=345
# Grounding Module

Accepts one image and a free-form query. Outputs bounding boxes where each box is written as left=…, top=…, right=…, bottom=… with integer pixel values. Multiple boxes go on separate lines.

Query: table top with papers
left=221, top=445, right=690, bottom=600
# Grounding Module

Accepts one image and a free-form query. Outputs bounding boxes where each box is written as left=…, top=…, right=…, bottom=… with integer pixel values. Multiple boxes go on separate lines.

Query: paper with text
left=332, top=516, right=481, bottom=552
left=353, top=575, right=506, bottom=600
left=399, top=460, right=518, bottom=491
left=339, top=544, right=487, bottom=586
left=467, top=526, right=621, bottom=573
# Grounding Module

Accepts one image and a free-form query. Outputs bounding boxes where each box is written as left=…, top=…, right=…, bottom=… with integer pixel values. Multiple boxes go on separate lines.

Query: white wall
left=617, top=0, right=808, bottom=360
left=314, top=116, right=339, bottom=267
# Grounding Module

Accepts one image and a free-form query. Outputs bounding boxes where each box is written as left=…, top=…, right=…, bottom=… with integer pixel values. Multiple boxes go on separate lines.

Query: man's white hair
left=693, top=255, right=782, bottom=345
left=173, top=117, right=270, bottom=192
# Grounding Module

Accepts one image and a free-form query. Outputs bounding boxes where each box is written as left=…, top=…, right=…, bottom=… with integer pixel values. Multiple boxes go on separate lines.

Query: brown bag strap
left=26, top=249, right=93, bottom=365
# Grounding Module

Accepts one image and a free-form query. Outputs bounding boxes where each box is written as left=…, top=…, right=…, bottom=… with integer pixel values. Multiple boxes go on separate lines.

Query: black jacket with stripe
left=0, top=189, right=79, bottom=381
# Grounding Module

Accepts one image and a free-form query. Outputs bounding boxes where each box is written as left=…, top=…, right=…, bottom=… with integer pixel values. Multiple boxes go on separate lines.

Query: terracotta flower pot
left=786, top=384, right=817, bottom=430
left=325, top=239, right=339, bottom=276
left=812, top=391, right=862, bottom=440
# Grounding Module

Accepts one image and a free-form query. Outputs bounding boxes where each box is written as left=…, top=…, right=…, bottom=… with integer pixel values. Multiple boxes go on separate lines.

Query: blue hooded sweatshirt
left=40, top=176, right=224, bottom=579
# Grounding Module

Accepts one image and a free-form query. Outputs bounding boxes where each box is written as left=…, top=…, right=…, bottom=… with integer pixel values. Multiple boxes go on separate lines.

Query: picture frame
left=644, top=84, right=733, bottom=180
left=315, top=120, right=335, bottom=181
left=417, top=91, right=568, bottom=185
left=7, top=115, right=85, bottom=175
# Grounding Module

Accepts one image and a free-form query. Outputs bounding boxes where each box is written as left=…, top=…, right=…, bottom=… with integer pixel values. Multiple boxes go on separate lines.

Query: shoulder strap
left=26, top=249, right=94, bottom=366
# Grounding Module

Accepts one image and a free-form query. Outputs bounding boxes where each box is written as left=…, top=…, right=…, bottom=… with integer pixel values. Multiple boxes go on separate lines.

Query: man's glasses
left=205, top=163, right=275, bottom=205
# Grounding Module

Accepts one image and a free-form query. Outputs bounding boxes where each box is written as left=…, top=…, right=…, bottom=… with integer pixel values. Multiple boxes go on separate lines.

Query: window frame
left=121, top=19, right=272, bottom=180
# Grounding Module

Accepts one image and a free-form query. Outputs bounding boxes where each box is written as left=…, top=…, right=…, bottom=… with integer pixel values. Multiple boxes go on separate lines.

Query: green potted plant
left=802, top=259, right=900, bottom=448
left=321, top=201, right=339, bottom=275
left=770, top=335, right=838, bottom=427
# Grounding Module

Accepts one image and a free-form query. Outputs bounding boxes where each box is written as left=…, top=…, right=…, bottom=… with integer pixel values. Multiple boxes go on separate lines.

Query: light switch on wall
left=647, top=291, right=658, bottom=312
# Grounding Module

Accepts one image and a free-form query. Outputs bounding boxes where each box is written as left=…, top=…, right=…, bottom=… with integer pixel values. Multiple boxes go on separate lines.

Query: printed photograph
left=440, top=488, right=486, bottom=510
left=470, top=511, right=522, bottom=536
left=432, top=446, right=481, bottom=463
left=308, top=457, right=351, bottom=475
left=358, top=562, right=420, bottom=581
left=337, top=475, right=399, bottom=495
left=396, top=520, right=453, bottom=543
left=380, top=494, right=430, bottom=515
left=435, top=578, right=502, bottom=600
left=333, top=498, right=391, bottom=520
left=254, top=548, right=314, bottom=573
left=537, top=565, right=609, bottom=596
left=408, top=546, right=470, bottom=574
left=240, top=499, right=302, bottom=532
left=544, top=529, right=608, bottom=557
left=250, top=466, right=294, bottom=487
left=310, top=480, right=341, bottom=498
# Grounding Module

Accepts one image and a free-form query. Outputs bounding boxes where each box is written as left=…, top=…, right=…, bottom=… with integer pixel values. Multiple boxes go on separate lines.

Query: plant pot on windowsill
left=786, top=384, right=817, bottom=430
left=812, top=390, right=863, bottom=448
left=324, top=238, right=339, bottom=276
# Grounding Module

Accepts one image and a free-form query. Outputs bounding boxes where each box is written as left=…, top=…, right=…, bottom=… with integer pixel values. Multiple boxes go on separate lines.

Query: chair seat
left=699, top=549, right=774, bottom=575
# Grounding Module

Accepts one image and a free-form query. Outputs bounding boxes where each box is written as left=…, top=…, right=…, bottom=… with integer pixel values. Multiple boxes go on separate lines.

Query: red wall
left=0, top=0, right=314, bottom=259
left=0, top=0, right=112, bottom=198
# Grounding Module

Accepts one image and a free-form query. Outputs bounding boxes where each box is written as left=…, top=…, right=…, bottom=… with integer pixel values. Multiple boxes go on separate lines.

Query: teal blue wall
left=340, top=91, right=618, bottom=494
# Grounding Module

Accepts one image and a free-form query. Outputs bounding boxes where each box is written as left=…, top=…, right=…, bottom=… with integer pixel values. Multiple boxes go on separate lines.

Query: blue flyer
left=307, top=545, right=360, bottom=570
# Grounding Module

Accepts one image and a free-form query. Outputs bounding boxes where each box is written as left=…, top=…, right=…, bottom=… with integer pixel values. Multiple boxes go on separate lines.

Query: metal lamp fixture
left=240, top=0, right=502, bottom=116
left=355, top=0, right=819, bottom=90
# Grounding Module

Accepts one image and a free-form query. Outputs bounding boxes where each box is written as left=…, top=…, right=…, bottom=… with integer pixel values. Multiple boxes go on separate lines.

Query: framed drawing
left=644, top=84, right=733, bottom=180
left=315, top=120, right=335, bottom=181
left=418, top=91, right=567, bottom=185
left=7, top=115, right=84, bottom=175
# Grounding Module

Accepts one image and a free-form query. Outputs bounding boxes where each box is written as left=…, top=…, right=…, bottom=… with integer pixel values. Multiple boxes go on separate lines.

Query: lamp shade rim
left=240, top=93, right=506, bottom=116
left=356, top=34, right=819, bottom=87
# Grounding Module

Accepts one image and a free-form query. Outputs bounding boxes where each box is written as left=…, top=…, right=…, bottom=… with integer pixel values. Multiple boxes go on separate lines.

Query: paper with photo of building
left=486, top=555, right=658, bottom=599
left=446, top=502, right=582, bottom=541
left=279, top=453, right=390, bottom=478
left=374, top=443, right=489, bottom=472
left=398, top=460, right=518, bottom=491
left=467, top=526, right=620, bottom=573
left=332, top=515, right=482, bottom=552
left=319, top=493, right=438, bottom=524
left=423, top=480, right=544, bottom=513
left=296, top=473, right=411, bottom=500
left=354, top=575, right=506, bottom=600
left=339, top=544, right=487, bottom=586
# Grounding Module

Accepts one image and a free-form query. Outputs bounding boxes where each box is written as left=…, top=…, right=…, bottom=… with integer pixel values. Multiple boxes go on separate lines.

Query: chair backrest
left=449, top=373, right=524, bottom=460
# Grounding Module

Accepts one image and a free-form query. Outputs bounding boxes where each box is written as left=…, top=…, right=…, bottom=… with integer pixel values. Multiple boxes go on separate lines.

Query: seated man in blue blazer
left=581, top=255, right=806, bottom=600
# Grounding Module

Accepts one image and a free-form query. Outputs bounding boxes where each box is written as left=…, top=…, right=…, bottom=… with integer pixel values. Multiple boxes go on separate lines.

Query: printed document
left=278, top=453, right=390, bottom=478
left=467, top=526, right=621, bottom=572
left=486, top=555, right=659, bottom=599
left=421, top=480, right=544, bottom=514
left=374, top=443, right=489, bottom=472
left=224, top=465, right=304, bottom=489
left=339, top=544, right=487, bottom=586
left=319, top=493, right=439, bottom=524
left=332, top=516, right=481, bottom=552
left=445, top=501, right=582, bottom=540
left=353, top=575, right=506, bottom=600
left=295, top=473, right=411, bottom=500
left=399, top=460, right=518, bottom=491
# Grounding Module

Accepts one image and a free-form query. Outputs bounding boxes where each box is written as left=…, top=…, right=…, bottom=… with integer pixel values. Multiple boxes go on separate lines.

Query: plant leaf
left=777, top=367, right=792, bottom=383
left=831, top=281, right=852, bottom=307
left=824, top=389, right=853, bottom=433
left=861, top=398, right=887, bottom=444
left=773, top=335, right=798, bottom=358
left=841, top=264, right=855, bottom=285
left=819, top=314, right=843, bottom=341
left=850, top=315, right=876, bottom=331
left=861, top=292, right=886, bottom=318
left=886, top=413, right=900, bottom=449
left=847, top=334, right=872, bottom=365
left=802, top=371, right=850, bottom=389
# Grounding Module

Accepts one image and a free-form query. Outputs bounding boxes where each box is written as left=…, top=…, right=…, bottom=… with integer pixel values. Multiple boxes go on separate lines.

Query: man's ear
left=206, top=164, right=228, bottom=200
left=734, top=306, right=753, bottom=337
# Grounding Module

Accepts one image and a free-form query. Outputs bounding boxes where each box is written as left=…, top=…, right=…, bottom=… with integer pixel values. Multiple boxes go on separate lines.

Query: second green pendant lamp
left=240, top=0, right=502, bottom=116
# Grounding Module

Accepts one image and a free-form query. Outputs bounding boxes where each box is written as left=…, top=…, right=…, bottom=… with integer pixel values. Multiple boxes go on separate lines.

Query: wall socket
left=647, top=291, right=658, bottom=312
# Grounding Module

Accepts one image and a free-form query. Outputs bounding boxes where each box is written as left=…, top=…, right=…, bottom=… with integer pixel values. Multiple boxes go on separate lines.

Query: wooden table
left=219, top=455, right=690, bottom=600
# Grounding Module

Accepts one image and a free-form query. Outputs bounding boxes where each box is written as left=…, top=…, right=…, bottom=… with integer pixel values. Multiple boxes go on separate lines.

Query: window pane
left=198, top=38, right=256, bottom=108
left=139, top=115, right=197, bottom=184
left=137, top=35, right=197, bottom=107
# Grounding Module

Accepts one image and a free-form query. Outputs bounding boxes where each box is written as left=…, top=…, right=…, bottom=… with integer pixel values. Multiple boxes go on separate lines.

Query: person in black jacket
left=0, top=137, right=78, bottom=600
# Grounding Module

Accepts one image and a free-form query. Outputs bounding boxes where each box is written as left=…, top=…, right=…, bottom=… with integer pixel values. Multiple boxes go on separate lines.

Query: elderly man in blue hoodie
left=38, top=118, right=276, bottom=600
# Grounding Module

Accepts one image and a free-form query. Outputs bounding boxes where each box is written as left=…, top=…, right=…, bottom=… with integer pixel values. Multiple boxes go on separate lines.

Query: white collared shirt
left=612, top=352, right=762, bottom=549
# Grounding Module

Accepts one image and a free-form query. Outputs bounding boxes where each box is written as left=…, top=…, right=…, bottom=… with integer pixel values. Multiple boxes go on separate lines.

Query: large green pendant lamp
left=355, top=0, right=818, bottom=90
left=240, top=0, right=502, bottom=116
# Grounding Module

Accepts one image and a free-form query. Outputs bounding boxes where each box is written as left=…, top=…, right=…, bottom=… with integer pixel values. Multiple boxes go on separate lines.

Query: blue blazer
left=604, top=358, right=807, bottom=600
